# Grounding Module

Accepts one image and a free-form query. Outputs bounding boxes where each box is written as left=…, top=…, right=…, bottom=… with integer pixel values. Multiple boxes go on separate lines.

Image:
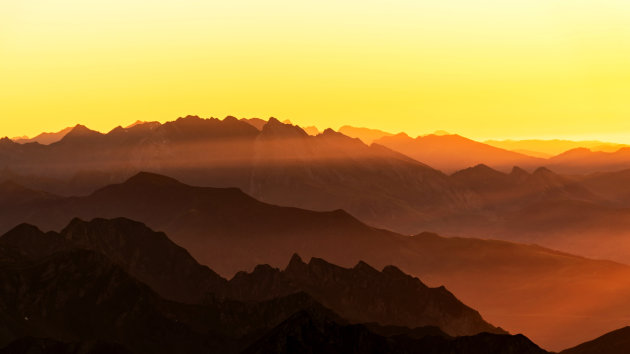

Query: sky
left=2, top=0, right=630, bottom=141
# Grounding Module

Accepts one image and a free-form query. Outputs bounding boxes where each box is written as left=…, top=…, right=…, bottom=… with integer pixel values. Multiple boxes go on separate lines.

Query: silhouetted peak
left=382, top=265, right=407, bottom=278
left=466, top=164, right=499, bottom=174
left=285, top=253, right=307, bottom=272
left=322, top=128, right=338, bottom=135
left=69, top=124, right=99, bottom=136
left=1, top=223, right=44, bottom=241
left=451, top=164, right=505, bottom=179
left=353, top=260, right=379, bottom=274
left=223, top=115, right=239, bottom=123
left=261, top=117, right=308, bottom=138
left=316, top=129, right=369, bottom=148
left=123, top=172, right=182, bottom=187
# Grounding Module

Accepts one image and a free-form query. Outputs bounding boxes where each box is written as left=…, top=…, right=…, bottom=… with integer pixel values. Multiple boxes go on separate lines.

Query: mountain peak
left=353, top=260, right=379, bottom=274
left=124, top=172, right=182, bottom=187
left=285, top=253, right=307, bottom=272
left=60, top=124, right=102, bottom=142
left=261, top=117, right=308, bottom=138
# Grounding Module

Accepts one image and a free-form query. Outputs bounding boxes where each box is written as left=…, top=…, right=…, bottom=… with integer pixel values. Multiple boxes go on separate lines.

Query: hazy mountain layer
left=1, top=174, right=630, bottom=350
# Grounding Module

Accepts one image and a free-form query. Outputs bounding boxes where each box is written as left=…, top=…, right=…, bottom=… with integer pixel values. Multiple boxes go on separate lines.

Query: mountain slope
left=374, top=133, right=544, bottom=173
left=561, top=327, right=630, bottom=354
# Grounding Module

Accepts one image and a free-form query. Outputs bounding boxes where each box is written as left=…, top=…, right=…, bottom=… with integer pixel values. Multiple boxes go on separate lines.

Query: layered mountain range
left=0, top=217, right=547, bottom=354
left=1, top=173, right=630, bottom=350
left=2, top=116, right=630, bottom=264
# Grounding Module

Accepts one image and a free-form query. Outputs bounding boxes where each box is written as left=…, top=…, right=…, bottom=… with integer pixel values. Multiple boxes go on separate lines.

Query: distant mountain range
left=373, top=132, right=544, bottom=173
left=1, top=173, right=630, bottom=350
left=3, top=117, right=630, bottom=265
left=0, top=217, right=548, bottom=354
left=485, top=139, right=629, bottom=157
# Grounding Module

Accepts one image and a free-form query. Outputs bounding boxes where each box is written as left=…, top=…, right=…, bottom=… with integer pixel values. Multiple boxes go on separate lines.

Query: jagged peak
left=59, top=124, right=102, bottom=142
left=353, top=260, right=379, bottom=273
left=261, top=117, right=308, bottom=138
left=285, top=253, right=307, bottom=272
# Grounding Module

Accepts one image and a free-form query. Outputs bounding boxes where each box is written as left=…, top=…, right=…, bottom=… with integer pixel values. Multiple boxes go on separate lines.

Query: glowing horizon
left=2, top=0, right=630, bottom=142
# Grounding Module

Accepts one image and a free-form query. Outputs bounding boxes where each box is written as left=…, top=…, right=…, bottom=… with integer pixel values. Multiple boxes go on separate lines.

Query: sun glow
left=2, top=0, right=630, bottom=141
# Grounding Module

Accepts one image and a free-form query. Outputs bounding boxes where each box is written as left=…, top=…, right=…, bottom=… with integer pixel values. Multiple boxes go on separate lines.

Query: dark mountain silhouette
left=1, top=175, right=629, bottom=350
left=227, top=254, right=501, bottom=336
left=243, top=310, right=546, bottom=354
left=0, top=218, right=500, bottom=337
left=374, top=133, right=544, bottom=173
left=0, top=219, right=546, bottom=354
left=560, top=327, right=630, bottom=354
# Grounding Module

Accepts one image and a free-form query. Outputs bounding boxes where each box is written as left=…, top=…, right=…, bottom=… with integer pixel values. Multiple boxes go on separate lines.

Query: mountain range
left=4, top=117, right=630, bottom=266
left=0, top=217, right=548, bottom=354
left=1, top=173, right=630, bottom=350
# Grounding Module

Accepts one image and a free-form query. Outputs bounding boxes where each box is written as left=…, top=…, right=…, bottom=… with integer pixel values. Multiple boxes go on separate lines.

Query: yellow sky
left=2, top=0, right=630, bottom=141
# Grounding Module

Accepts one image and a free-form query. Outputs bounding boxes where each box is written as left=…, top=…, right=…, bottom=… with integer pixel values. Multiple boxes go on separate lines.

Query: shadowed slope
left=561, top=327, right=630, bottom=354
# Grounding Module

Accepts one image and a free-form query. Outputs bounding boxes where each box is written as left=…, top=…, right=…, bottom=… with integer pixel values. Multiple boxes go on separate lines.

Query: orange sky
left=2, top=0, right=630, bottom=142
